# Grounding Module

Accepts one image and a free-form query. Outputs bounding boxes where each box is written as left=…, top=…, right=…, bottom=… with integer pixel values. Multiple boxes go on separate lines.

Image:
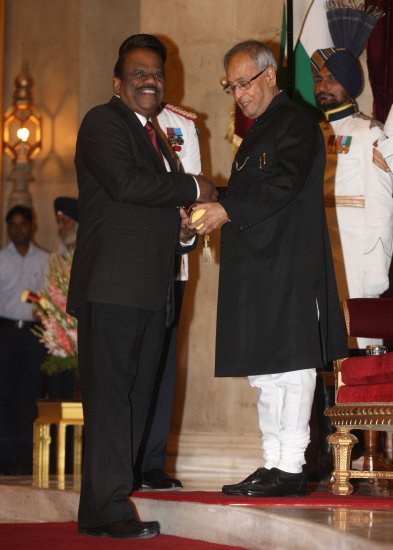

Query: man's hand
left=179, top=207, right=196, bottom=242
left=195, top=175, right=219, bottom=203
left=188, top=202, right=229, bottom=235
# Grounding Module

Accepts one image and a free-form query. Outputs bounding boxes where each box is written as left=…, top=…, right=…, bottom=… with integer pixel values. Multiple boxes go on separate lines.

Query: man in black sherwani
left=67, top=34, right=217, bottom=538
left=189, top=40, right=347, bottom=497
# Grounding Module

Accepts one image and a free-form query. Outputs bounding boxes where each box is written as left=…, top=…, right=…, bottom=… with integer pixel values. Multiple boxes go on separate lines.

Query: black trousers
left=137, top=281, right=185, bottom=474
left=0, top=322, right=46, bottom=474
left=76, top=302, right=166, bottom=529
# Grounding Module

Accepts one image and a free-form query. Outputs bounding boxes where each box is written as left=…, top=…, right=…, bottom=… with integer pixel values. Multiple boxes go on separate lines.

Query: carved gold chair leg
left=327, top=427, right=358, bottom=495
left=73, top=424, right=83, bottom=477
left=33, top=422, right=51, bottom=484
left=56, top=422, right=67, bottom=479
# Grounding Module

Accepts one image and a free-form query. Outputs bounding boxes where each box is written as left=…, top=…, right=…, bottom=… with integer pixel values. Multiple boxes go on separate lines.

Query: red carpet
left=0, top=522, right=246, bottom=550
left=134, top=490, right=393, bottom=510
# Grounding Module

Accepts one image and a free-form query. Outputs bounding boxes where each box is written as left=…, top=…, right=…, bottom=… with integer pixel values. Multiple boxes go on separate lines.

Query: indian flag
left=292, top=0, right=333, bottom=107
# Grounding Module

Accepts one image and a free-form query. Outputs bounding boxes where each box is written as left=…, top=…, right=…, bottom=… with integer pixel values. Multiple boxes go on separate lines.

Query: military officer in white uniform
left=135, top=103, right=202, bottom=489
left=312, top=48, right=393, bottom=349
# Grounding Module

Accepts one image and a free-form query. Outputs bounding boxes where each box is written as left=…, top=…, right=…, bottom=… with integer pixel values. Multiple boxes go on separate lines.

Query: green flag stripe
left=294, top=40, right=317, bottom=108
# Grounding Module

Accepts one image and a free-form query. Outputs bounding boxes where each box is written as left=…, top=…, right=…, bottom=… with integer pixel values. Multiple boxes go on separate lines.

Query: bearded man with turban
left=53, top=196, right=79, bottom=255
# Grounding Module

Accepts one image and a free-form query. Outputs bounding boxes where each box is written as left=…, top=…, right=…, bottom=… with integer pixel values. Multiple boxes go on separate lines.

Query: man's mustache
left=316, top=92, right=334, bottom=100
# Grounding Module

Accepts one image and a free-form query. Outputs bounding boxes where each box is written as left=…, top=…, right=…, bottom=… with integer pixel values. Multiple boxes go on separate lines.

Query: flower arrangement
left=25, top=252, right=78, bottom=375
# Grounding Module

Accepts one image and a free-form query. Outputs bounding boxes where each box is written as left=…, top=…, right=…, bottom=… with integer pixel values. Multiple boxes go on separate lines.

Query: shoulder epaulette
left=354, top=112, right=383, bottom=131
left=163, top=103, right=197, bottom=121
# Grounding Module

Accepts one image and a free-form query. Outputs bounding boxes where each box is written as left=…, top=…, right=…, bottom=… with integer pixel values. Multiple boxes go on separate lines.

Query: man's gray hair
left=223, top=40, right=277, bottom=71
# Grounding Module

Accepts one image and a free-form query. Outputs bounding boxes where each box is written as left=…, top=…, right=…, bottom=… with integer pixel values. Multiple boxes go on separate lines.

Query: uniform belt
left=0, top=317, right=38, bottom=330
left=324, top=195, right=365, bottom=208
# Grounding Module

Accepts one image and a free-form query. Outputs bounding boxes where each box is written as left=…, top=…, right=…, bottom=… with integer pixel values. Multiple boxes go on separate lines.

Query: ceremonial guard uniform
left=156, top=104, right=201, bottom=178
left=310, top=1, right=393, bottom=348
left=156, top=103, right=202, bottom=281
left=322, top=107, right=393, bottom=299
left=321, top=106, right=393, bottom=346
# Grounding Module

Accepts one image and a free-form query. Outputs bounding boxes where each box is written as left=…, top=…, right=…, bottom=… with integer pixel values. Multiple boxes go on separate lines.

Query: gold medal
left=190, top=208, right=206, bottom=230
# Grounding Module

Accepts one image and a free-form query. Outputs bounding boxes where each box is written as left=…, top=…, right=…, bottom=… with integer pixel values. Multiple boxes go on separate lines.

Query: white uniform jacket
left=321, top=112, right=393, bottom=300
left=321, top=110, right=393, bottom=346
left=155, top=103, right=202, bottom=281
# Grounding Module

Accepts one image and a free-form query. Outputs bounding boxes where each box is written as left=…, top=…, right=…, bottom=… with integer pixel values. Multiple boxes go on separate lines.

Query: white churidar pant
left=249, top=368, right=317, bottom=474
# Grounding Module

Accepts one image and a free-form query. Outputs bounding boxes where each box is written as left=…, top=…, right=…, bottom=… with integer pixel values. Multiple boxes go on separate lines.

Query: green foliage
left=41, top=354, right=78, bottom=376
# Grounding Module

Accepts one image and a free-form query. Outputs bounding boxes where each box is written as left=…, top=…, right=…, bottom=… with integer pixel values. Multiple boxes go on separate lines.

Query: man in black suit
left=67, top=34, right=217, bottom=539
left=189, top=40, right=347, bottom=497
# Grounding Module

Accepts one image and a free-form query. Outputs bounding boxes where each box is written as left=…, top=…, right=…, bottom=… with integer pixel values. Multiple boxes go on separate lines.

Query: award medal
left=166, top=127, right=184, bottom=152
left=326, top=134, right=352, bottom=154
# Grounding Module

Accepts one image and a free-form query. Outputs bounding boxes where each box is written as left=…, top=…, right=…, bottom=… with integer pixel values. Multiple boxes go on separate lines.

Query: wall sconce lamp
left=3, top=63, right=41, bottom=208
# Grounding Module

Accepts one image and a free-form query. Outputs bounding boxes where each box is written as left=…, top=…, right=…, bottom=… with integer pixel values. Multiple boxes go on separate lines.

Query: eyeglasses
left=222, top=68, right=267, bottom=95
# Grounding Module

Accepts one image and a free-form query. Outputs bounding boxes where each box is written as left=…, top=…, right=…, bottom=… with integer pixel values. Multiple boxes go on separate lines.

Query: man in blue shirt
left=0, top=205, right=48, bottom=474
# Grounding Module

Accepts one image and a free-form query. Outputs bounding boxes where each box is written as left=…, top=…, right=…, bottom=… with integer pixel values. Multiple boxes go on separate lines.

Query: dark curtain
left=366, top=0, right=393, bottom=123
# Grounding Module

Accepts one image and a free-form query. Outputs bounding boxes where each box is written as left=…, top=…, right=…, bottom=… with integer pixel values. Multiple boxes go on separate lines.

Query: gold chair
left=325, top=298, right=393, bottom=495
left=33, top=399, right=83, bottom=485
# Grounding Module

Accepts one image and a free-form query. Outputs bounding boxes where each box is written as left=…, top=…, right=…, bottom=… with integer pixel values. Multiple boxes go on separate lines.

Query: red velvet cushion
left=341, top=353, right=393, bottom=385
left=344, top=298, right=393, bottom=339
left=337, top=383, right=393, bottom=403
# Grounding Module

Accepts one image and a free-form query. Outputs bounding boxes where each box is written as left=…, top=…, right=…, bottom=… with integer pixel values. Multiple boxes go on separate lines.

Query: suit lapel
left=156, top=130, right=178, bottom=172
left=108, top=96, right=178, bottom=173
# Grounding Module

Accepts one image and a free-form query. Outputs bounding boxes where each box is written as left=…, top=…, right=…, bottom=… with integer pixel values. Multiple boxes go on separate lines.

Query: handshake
left=194, top=175, right=219, bottom=204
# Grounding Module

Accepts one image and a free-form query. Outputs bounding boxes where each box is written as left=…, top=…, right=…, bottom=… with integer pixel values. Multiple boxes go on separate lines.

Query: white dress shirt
left=0, top=242, right=49, bottom=321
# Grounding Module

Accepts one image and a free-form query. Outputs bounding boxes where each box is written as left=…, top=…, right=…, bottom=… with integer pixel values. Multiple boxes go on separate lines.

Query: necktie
left=145, top=121, right=165, bottom=165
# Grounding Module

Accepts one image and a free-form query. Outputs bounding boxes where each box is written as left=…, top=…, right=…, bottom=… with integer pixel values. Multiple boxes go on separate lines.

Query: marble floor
left=0, top=473, right=392, bottom=549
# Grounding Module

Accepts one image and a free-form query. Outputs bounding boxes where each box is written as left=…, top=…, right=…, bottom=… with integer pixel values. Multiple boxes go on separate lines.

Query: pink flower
left=33, top=252, right=77, bottom=359
left=56, top=324, right=73, bottom=356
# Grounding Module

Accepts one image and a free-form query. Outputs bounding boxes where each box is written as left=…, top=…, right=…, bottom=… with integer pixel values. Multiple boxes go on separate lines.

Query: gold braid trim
left=164, top=103, right=197, bottom=121
left=326, top=404, right=393, bottom=427
left=324, top=195, right=365, bottom=207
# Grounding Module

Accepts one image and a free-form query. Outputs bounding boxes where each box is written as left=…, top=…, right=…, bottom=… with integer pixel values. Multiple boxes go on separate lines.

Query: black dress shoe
left=242, top=468, right=308, bottom=497
left=78, top=518, right=160, bottom=539
left=142, top=468, right=183, bottom=489
left=222, top=467, right=269, bottom=495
